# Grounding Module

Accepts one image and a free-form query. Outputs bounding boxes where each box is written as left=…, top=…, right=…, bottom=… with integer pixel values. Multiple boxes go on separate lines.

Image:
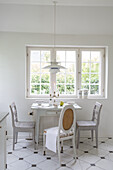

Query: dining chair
left=9, top=102, right=36, bottom=150
left=76, top=102, right=102, bottom=148
left=43, top=104, right=76, bottom=166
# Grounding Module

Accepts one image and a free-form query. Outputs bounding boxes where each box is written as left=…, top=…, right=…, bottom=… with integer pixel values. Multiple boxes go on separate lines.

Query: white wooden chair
left=43, top=105, right=76, bottom=166
left=76, top=102, right=102, bottom=148
left=9, top=102, right=36, bottom=150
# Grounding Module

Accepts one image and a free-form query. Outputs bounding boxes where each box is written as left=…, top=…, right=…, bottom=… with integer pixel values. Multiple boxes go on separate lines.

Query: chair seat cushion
left=15, top=121, right=35, bottom=128
left=44, top=127, right=73, bottom=138
left=77, top=121, right=96, bottom=127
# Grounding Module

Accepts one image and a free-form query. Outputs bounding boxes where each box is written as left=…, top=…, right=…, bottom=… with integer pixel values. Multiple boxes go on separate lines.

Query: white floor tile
left=37, top=160, right=59, bottom=170
left=9, top=160, right=31, bottom=170
left=64, top=148, right=84, bottom=157
left=87, top=166, right=105, bottom=170
left=105, top=153, right=113, bottom=162
left=96, top=159, right=113, bottom=170
left=99, top=143, right=113, bottom=151
left=27, top=167, right=41, bottom=170
left=78, top=143, right=94, bottom=151
left=52, top=153, right=73, bottom=164
left=67, top=159, right=90, bottom=170
left=7, top=154, right=19, bottom=164
left=6, top=138, right=113, bottom=170
left=24, top=153, right=46, bottom=164
left=13, top=148, right=33, bottom=158
left=57, top=166, right=72, bottom=170
left=79, top=153, right=101, bottom=164
left=89, top=148, right=109, bottom=157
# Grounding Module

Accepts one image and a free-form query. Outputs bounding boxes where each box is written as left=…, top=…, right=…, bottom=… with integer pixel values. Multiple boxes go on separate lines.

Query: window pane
left=91, top=51, right=100, bottom=62
left=91, top=63, right=99, bottom=73
left=31, top=51, right=40, bottom=62
left=56, top=51, right=65, bottom=62
left=82, top=51, right=90, bottom=62
left=31, top=74, right=40, bottom=83
left=31, top=85, right=40, bottom=94
left=41, top=85, right=49, bottom=94
left=66, top=74, right=74, bottom=83
left=31, top=63, right=40, bottom=73
left=91, top=74, right=99, bottom=84
left=66, top=63, right=75, bottom=72
left=41, top=51, right=50, bottom=62
left=60, top=62, right=66, bottom=73
left=81, top=74, right=89, bottom=83
left=56, top=73, right=65, bottom=83
left=66, top=51, right=75, bottom=62
left=82, top=63, right=90, bottom=73
left=81, top=85, right=89, bottom=90
left=41, top=74, right=50, bottom=83
left=66, top=85, right=74, bottom=94
left=57, top=85, right=65, bottom=94
left=41, top=63, right=49, bottom=73
left=90, top=85, right=99, bottom=94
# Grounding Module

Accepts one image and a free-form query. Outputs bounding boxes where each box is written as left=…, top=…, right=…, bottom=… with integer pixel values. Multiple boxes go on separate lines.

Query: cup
left=78, top=90, right=82, bottom=98
left=82, top=89, right=88, bottom=99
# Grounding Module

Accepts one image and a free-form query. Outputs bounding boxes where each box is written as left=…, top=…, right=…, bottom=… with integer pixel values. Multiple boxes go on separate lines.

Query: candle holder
left=49, top=90, right=59, bottom=106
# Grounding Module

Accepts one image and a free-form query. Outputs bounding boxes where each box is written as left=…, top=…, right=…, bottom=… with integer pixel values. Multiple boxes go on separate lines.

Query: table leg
left=35, top=114, right=40, bottom=150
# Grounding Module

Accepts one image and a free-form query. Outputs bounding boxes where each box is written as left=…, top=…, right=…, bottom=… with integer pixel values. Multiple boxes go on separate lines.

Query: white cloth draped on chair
left=43, top=104, right=76, bottom=166
left=45, top=127, right=58, bottom=153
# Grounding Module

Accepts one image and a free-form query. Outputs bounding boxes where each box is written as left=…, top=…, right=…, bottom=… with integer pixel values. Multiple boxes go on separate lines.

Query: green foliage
left=41, top=74, right=50, bottom=83
left=66, top=74, right=74, bottom=83
left=41, top=85, right=49, bottom=94
left=91, top=63, right=99, bottom=73
left=31, top=85, right=40, bottom=94
left=91, top=85, right=99, bottom=94
left=91, top=74, right=99, bottom=83
left=81, top=74, right=89, bottom=83
left=56, top=74, right=65, bottom=83
left=31, top=75, right=40, bottom=83
left=66, top=85, right=74, bottom=94
left=57, top=85, right=65, bottom=94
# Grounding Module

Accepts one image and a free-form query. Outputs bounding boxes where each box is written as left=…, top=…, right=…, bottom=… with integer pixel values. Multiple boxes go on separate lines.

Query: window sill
left=26, top=96, right=107, bottom=100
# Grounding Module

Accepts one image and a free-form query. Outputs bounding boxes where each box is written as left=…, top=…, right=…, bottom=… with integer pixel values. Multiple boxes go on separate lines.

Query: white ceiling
left=0, top=2, right=113, bottom=35
left=0, top=0, right=113, bottom=6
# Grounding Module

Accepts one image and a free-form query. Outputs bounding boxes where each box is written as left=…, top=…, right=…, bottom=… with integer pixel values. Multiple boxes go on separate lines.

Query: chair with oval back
left=9, top=102, right=36, bottom=150
left=43, top=105, right=76, bottom=166
left=76, top=102, right=102, bottom=148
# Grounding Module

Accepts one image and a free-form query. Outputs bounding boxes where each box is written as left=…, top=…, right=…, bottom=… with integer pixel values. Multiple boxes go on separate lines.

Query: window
left=80, top=49, right=104, bottom=96
left=56, top=50, right=76, bottom=95
left=26, top=47, right=105, bottom=98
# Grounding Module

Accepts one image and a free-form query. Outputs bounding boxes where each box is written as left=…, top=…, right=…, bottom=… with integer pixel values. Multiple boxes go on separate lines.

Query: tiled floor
left=6, top=137, right=113, bottom=170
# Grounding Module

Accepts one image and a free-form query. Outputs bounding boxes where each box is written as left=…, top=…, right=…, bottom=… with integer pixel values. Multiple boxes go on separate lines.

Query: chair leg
left=91, top=130, right=93, bottom=141
left=33, top=130, right=36, bottom=150
left=61, top=141, right=63, bottom=153
left=43, top=133, right=46, bottom=155
left=73, top=137, right=76, bottom=161
left=58, top=139, right=61, bottom=166
left=95, top=129, right=98, bottom=148
left=77, top=129, right=80, bottom=149
left=15, top=132, right=18, bottom=144
left=13, top=129, right=15, bottom=150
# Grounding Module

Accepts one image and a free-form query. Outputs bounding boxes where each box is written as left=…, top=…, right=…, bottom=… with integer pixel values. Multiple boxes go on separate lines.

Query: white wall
left=0, top=4, right=113, bottom=35
left=0, top=32, right=113, bottom=138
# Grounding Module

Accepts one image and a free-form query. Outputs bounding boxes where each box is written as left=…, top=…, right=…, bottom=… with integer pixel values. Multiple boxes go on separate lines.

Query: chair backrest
left=58, top=104, right=76, bottom=136
left=9, top=102, right=18, bottom=127
left=92, top=102, right=102, bottom=126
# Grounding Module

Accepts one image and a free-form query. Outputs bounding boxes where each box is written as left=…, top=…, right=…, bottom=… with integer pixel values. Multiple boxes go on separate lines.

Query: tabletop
left=31, top=103, right=82, bottom=111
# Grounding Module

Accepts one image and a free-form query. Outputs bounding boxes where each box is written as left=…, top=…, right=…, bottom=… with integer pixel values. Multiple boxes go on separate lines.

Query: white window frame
left=79, top=48, right=105, bottom=98
left=26, top=46, right=105, bottom=99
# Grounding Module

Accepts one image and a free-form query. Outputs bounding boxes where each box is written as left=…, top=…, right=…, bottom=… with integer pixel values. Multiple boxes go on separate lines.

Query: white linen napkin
left=46, top=127, right=58, bottom=153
